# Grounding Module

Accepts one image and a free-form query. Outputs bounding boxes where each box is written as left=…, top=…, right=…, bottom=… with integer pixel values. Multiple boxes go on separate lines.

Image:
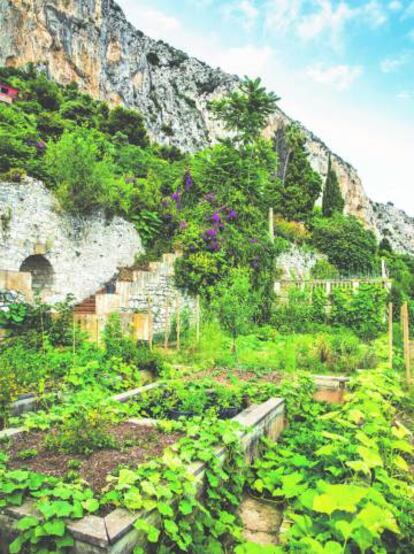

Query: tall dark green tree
left=322, top=156, right=345, bottom=217
left=277, top=123, right=322, bottom=221
left=210, top=77, right=279, bottom=147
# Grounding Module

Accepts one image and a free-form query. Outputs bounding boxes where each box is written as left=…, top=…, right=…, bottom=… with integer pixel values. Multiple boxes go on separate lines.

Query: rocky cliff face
left=371, top=201, right=414, bottom=256
left=0, top=0, right=408, bottom=252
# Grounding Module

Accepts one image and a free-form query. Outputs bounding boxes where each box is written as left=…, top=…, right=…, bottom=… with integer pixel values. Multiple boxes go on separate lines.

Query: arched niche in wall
left=19, top=254, right=54, bottom=292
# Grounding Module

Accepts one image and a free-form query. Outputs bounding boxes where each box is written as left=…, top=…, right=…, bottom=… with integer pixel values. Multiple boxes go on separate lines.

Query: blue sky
left=117, top=0, right=414, bottom=214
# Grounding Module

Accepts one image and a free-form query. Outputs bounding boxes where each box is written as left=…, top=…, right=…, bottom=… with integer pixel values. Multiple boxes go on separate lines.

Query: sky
left=117, top=0, right=414, bottom=215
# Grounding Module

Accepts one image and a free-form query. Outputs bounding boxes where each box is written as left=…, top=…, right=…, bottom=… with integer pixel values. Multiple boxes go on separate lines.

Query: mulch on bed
left=6, top=423, right=181, bottom=493
left=188, top=368, right=282, bottom=385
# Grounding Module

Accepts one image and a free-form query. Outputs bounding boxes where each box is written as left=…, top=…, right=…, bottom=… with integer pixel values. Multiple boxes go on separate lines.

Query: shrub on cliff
left=311, top=214, right=378, bottom=275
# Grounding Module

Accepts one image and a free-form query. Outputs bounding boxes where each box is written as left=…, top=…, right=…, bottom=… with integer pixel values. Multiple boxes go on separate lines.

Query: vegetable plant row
left=241, top=369, right=414, bottom=554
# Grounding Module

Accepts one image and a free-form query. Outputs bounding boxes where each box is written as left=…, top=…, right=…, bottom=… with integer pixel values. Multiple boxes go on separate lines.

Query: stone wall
left=0, top=289, right=25, bottom=313
left=116, top=254, right=196, bottom=334
left=0, top=178, right=144, bottom=304
left=275, top=245, right=325, bottom=280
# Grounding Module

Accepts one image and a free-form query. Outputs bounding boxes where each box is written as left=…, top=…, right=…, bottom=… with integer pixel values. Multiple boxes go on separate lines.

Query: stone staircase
left=73, top=294, right=97, bottom=315
left=73, top=253, right=194, bottom=334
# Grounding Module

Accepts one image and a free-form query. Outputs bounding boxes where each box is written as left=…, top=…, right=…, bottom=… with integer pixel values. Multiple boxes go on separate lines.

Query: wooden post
left=96, top=316, right=100, bottom=347
left=196, top=294, right=200, bottom=344
left=176, top=295, right=181, bottom=351
left=388, top=302, right=393, bottom=369
left=402, top=302, right=412, bottom=386
left=164, top=297, right=170, bottom=350
left=72, top=317, right=76, bottom=356
left=268, top=207, right=275, bottom=243
left=147, top=297, right=153, bottom=351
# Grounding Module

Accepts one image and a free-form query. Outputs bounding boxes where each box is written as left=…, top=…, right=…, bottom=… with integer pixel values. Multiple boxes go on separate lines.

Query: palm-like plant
left=211, top=77, right=280, bottom=147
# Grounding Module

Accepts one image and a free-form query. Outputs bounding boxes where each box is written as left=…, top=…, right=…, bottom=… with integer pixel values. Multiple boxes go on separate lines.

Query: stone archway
left=19, top=255, right=54, bottom=292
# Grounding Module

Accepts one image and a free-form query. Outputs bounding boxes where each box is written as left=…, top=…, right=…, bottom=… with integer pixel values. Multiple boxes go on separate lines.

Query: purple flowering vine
left=226, top=209, right=237, bottom=221
left=211, top=212, right=222, bottom=225
left=184, top=170, right=193, bottom=191
left=204, top=192, right=216, bottom=204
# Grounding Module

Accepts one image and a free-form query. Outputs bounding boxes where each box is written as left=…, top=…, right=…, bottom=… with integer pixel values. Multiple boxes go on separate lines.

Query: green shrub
left=330, top=283, right=388, bottom=340
left=311, top=214, right=378, bottom=275
left=45, top=405, right=116, bottom=455
left=310, top=259, right=339, bottom=279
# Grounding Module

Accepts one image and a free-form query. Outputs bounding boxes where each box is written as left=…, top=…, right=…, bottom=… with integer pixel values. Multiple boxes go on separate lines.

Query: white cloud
left=297, top=1, right=354, bottom=48
left=388, top=0, right=402, bottom=11
left=215, top=45, right=276, bottom=76
left=264, top=0, right=303, bottom=33
left=264, top=1, right=387, bottom=49
left=380, top=52, right=410, bottom=72
left=306, top=63, right=363, bottom=90
left=397, top=90, right=413, bottom=100
left=221, top=0, right=259, bottom=31
left=360, top=1, right=388, bottom=28
left=116, top=0, right=181, bottom=42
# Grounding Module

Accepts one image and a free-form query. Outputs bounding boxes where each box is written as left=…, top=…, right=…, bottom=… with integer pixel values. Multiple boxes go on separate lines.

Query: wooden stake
left=72, top=316, right=76, bottom=356
left=164, top=297, right=170, bottom=349
left=176, top=295, right=181, bottom=351
left=388, top=302, right=393, bottom=369
left=402, top=303, right=412, bottom=386
left=147, top=297, right=153, bottom=351
left=268, top=207, right=275, bottom=244
left=196, top=294, right=200, bottom=344
left=96, top=316, right=100, bottom=347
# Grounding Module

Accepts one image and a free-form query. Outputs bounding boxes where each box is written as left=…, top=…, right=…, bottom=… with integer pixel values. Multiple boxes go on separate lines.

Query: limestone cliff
left=0, top=0, right=407, bottom=252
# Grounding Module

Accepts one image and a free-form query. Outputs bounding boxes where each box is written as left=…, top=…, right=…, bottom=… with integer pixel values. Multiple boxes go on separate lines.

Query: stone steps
left=74, top=295, right=97, bottom=315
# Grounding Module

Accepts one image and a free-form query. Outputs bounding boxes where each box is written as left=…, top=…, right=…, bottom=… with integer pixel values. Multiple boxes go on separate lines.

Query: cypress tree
left=277, top=124, right=322, bottom=221
left=322, top=156, right=345, bottom=217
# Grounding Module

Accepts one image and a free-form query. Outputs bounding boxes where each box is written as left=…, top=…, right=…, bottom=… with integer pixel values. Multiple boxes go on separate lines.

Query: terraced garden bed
left=4, top=423, right=180, bottom=495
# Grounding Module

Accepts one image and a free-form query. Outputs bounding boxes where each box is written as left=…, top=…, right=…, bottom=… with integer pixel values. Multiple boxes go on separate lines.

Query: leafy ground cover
left=0, top=308, right=164, bottom=430
left=5, top=423, right=180, bottom=495
left=240, top=369, right=414, bottom=554
left=168, top=321, right=382, bottom=375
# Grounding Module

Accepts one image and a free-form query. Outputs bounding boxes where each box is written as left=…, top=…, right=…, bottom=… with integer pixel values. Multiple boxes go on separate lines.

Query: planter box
left=1, top=383, right=163, bottom=442
left=313, top=375, right=348, bottom=404
left=0, top=398, right=285, bottom=554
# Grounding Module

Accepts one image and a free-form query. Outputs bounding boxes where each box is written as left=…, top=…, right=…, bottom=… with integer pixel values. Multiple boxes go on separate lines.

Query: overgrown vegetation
left=246, top=369, right=414, bottom=553
left=0, top=66, right=413, bottom=554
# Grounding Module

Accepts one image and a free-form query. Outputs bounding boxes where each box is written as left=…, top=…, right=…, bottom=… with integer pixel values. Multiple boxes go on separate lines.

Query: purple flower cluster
left=211, top=212, right=222, bottom=225
left=179, top=220, right=188, bottom=230
left=204, top=192, right=216, bottom=204
left=202, top=228, right=220, bottom=252
left=226, top=209, right=237, bottom=221
left=35, top=140, right=46, bottom=152
left=184, top=170, right=193, bottom=191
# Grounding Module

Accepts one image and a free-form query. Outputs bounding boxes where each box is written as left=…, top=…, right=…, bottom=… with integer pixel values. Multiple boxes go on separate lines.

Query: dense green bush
left=311, top=214, right=379, bottom=275
left=330, top=283, right=388, bottom=340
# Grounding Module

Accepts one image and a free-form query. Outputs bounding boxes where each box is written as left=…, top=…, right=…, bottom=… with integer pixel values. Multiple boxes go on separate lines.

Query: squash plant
left=247, top=369, right=414, bottom=553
